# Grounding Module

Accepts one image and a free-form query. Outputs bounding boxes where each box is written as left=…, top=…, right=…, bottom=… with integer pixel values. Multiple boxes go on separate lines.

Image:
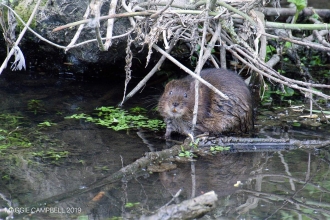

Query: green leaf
left=287, top=0, right=306, bottom=10
left=125, top=202, right=140, bottom=208
left=266, top=45, right=275, bottom=54
left=284, top=41, right=292, bottom=48
left=274, top=86, right=295, bottom=97
left=292, top=122, right=301, bottom=127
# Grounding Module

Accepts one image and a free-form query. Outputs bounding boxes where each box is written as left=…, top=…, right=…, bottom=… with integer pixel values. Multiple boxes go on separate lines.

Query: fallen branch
left=197, top=137, right=330, bottom=152
left=140, top=191, right=218, bottom=220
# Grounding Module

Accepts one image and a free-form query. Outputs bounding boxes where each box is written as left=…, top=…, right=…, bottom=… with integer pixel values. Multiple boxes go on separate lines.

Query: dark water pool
left=0, top=71, right=330, bottom=220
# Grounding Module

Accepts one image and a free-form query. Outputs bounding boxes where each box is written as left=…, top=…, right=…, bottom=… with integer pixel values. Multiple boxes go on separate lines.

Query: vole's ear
left=164, top=80, right=175, bottom=90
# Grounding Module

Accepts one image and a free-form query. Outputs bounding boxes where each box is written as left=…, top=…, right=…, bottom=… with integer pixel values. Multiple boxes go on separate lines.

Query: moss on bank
left=13, top=0, right=48, bottom=29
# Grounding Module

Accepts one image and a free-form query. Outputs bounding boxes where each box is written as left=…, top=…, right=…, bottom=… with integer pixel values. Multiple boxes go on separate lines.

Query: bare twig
left=200, top=21, right=221, bottom=68
left=121, top=0, right=136, bottom=28
left=263, top=32, right=330, bottom=52
left=216, top=0, right=257, bottom=27
left=104, top=0, right=119, bottom=49
left=90, top=0, right=106, bottom=51
left=220, top=46, right=227, bottom=68
left=121, top=34, right=179, bottom=105
left=266, top=54, right=280, bottom=67
left=52, top=11, right=154, bottom=32
left=66, top=6, right=90, bottom=51
left=192, top=2, right=210, bottom=135
left=313, top=30, right=330, bottom=48
left=137, top=1, right=195, bottom=10
left=235, top=46, right=330, bottom=89
left=150, top=0, right=175, bottom=18
left=228, top=47, right=330, bottom=99
left=250, top=10, right=266, bottom=60
left=68, top=29, right=134, bottom=49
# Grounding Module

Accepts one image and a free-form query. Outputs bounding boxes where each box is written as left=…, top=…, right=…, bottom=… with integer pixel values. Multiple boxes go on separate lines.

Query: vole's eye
left=184, top=93, right=187, bottom=98
left=169, top=91, right=173, bottom=95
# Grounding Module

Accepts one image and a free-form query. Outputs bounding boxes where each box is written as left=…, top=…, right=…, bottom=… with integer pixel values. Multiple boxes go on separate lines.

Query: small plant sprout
left=125, top=202, right=140, bottom=208
left=32, top=150, right=69, bottom=161
left=38, top=121, right=57, bottom=127
left=189, top=138, right=200, bottom=148
left=210, top=146, right=231, bottom=154
left=178, top=146, right=197, bottom=158
left=27, top=99, right=46, bottom=115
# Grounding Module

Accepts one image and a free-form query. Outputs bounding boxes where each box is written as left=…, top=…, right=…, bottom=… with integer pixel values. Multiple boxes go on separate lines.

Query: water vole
left=158, top=68, right=253, bottom=138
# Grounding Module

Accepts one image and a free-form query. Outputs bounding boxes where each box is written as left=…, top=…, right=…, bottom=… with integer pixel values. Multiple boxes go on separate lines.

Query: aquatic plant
left=261, top=85, right=296, bottom=106
left=94, top=166, right=110, bottom=171
left=129, top=106, right=147, bottom=114
left=125, top=202, right=140, bottom=208
left=27, top=99, right=46, bottom=115
left=32, top=150, right=69, bottom=161
left=210, top=146, right=231, bottom=154
left=65, top=106, right=165, bottom=131
left=288, top=0, right=307, bottom=23
left=0, top=113, right=32, bottom=150
left=189, top=138, right=200, bottom=148
left=178, top=146, right=197, bottom=158
left=38, top=121, right=57, bottom=127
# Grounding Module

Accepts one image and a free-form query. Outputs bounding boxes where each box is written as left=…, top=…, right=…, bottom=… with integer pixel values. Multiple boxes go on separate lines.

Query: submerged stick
left=141, top=191, right=218, bottom=220
left=31, top=136, right=329, bottom=208
left=198, top=137, right=330, bottom=152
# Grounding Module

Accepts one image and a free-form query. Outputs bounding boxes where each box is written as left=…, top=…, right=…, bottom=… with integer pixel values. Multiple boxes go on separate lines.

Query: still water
left=0, top=71, right=330, bottom=220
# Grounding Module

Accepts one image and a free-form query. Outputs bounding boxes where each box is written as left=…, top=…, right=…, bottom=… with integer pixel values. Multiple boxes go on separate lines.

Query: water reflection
left=0, top=71, right=329, bottom=219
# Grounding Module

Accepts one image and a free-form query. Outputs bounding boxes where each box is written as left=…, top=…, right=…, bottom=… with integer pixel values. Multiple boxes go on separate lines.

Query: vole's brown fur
left=158, top=68, right=253, bottom=138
